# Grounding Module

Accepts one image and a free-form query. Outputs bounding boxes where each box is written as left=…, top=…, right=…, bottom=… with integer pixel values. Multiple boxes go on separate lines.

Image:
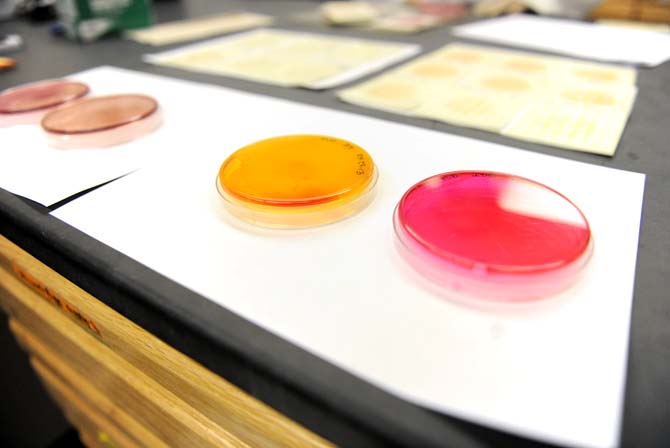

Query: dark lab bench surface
left=1, top=1, right=669, bottom=447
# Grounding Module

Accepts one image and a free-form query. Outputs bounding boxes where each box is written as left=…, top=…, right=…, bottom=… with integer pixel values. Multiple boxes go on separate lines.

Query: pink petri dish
left=394, top=171, right=593, bottom=303
left=0, top=79, right=89, bottom=127
left=41, top=94, right=162, bottom=148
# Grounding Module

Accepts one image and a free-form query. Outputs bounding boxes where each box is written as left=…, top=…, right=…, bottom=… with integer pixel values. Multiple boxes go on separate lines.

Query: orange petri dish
left=41, top=94, right=162, bottom=148
left=0, top=57, right=17, bottom=71
left=0, top=79, right=89, bottom=127
left=217, top=135, right=378, bottom=228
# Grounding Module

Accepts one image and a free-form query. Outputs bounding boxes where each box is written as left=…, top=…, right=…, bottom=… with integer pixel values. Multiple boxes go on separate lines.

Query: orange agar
left=217, top=135, right=377, bottom=228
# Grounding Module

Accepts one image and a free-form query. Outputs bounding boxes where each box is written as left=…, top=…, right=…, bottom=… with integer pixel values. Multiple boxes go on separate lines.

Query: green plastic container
left=57, top=0, right=152, bottom=42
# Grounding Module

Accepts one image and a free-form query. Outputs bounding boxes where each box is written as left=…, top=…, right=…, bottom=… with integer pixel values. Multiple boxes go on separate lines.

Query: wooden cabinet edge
left=11, top=318, right=160, bottom=448
left=28, top=355, right=142, bottom=448
left=0, top=262, right=250, bottom=447
left=0, top=234, right=333, bottom=448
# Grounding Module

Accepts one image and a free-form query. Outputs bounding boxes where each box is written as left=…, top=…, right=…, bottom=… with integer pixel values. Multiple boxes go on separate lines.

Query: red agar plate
left=394, top=171, right=593, bottom=302
left=41, top=94, right=162, bottom=148
left=0, top=80, right=89, bottom=127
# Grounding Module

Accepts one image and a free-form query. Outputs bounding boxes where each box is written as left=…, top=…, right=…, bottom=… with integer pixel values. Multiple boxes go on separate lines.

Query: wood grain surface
left=0, top=235, right=333, bottom=448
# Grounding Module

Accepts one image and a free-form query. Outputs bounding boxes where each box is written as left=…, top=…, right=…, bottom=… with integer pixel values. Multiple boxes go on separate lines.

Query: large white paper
left=453, top=15, right=670, bottom=67
left=0, top=67, right=319, bottom=206
left=52, top=68, right=645, bottom=448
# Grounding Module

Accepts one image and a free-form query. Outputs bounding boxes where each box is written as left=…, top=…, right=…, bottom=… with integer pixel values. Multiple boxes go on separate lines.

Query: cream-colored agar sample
left=574, top=68, right=620, bottom=83
left=406, top=62, right=459, bottom=79
left=480, top=76, right=532, bottom=93
left=320, top=1, right=380, bottom=25
left=125, top=12, right=274, bottom=46
left=437, top=48, right=483, bottom=63
left=365, top=81, right=418, bottom=100
left=415, top=89, right=527, bottom=132
left=503, top=58, right=547, bottom=73
left=338, top=42, right=638, bottom=155
left=502, top=101, right=633, bottom=156
left=339, top=77, right=426, bottom=111
left=147, top=29, right=418, bottom=88
left=561, top=89, right=616, bottom=106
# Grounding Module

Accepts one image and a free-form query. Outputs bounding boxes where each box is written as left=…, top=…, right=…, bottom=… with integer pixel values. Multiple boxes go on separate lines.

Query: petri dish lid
left=41, top=94, right=158, bottom=134
left=0, top=80, right=89, bottom=114
left=0, top=57, right=17, bottom=71
left=394, top=171, right=593, bottom=302
left=217, top=134, right=378, bottom=228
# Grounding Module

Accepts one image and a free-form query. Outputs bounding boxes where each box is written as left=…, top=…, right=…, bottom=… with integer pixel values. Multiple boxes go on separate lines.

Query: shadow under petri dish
left=394, top=171, right=593, bottom=303
left=217, top=134, right=378, bottom=229
left=41, top=94, right=162, bottom=148
left=0, top=79, right=89, bottom=126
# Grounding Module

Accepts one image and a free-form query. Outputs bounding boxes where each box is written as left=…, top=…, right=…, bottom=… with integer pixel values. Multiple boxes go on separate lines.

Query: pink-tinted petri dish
left=0, top=80, right=89, bottom=127
left=394, top=171, right=593, bottom=302
left=41, top=94, right=162, bottom=148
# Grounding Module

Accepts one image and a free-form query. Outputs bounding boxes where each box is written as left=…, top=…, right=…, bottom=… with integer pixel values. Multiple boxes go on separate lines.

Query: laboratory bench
left=1, top=1, right=669, bottom=447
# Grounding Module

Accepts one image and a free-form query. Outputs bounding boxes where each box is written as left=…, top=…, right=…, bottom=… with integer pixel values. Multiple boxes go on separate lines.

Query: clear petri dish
left=41, top=94, right=162, bottom=148
left=0, top=79, right=89, bottom=127
left=394, top=171, right=593, bottom=302
left=0, top=57, right=17, bottom=71
left=217, top=134, right=378, bottom=229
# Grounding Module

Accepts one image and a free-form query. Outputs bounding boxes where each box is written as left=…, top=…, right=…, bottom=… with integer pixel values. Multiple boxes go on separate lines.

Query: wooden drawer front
left=0, top=235, right=331, bottom=448
left=640, top=6, right=670, bottom=22
left=0, top=266, right=241, bottom=447
left=10, top=319, right=164, bottom=448
left=591, top=0, right=670, bottom=21
left=590, top=1, right=634, bottom=20
left=29, top=357, right=139, bottom=448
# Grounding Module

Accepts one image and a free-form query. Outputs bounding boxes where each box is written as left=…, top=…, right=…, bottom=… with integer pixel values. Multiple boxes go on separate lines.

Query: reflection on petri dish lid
left=217, top=134, right=378, bottom=229
left=41, top=94, right=162, bottom=148
left=0, top=79, right=89, bottom=127
left=394, top=171, right=593, bottom=303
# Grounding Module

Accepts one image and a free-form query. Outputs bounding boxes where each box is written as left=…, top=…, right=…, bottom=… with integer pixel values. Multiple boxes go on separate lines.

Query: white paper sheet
left=0, top=67, right=320, bottom=206
left=453, top=15, right=670, bottom=67
left=52, top=68, right=645, bottom=448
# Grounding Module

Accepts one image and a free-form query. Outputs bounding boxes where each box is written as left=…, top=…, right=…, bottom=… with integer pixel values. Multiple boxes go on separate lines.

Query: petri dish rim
left=0, top=80, right=89, bottom=114
left=395, top=170, right=593, bottom=275
left=216, top=165, right=379, bottom=210
left=215, top=166, right=379, bottom=229
left=218, top=134, right=377, bottom=207
left=216, top=134, right=379, bottom=228
left=41, top=94, right=159, bottom=135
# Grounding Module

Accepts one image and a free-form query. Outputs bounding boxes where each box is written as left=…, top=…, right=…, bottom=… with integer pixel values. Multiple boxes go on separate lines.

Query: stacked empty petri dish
left=41, top=94, right=162, bottom=148
left=0, top=80, right=89, bottom=127
left=394, top=171, right=593, bottom=303
left=217, top=134, right=378, bottom=229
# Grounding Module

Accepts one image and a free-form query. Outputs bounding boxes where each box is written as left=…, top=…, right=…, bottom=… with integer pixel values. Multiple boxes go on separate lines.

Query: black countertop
left=1, top=1, right=669, bottom=447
